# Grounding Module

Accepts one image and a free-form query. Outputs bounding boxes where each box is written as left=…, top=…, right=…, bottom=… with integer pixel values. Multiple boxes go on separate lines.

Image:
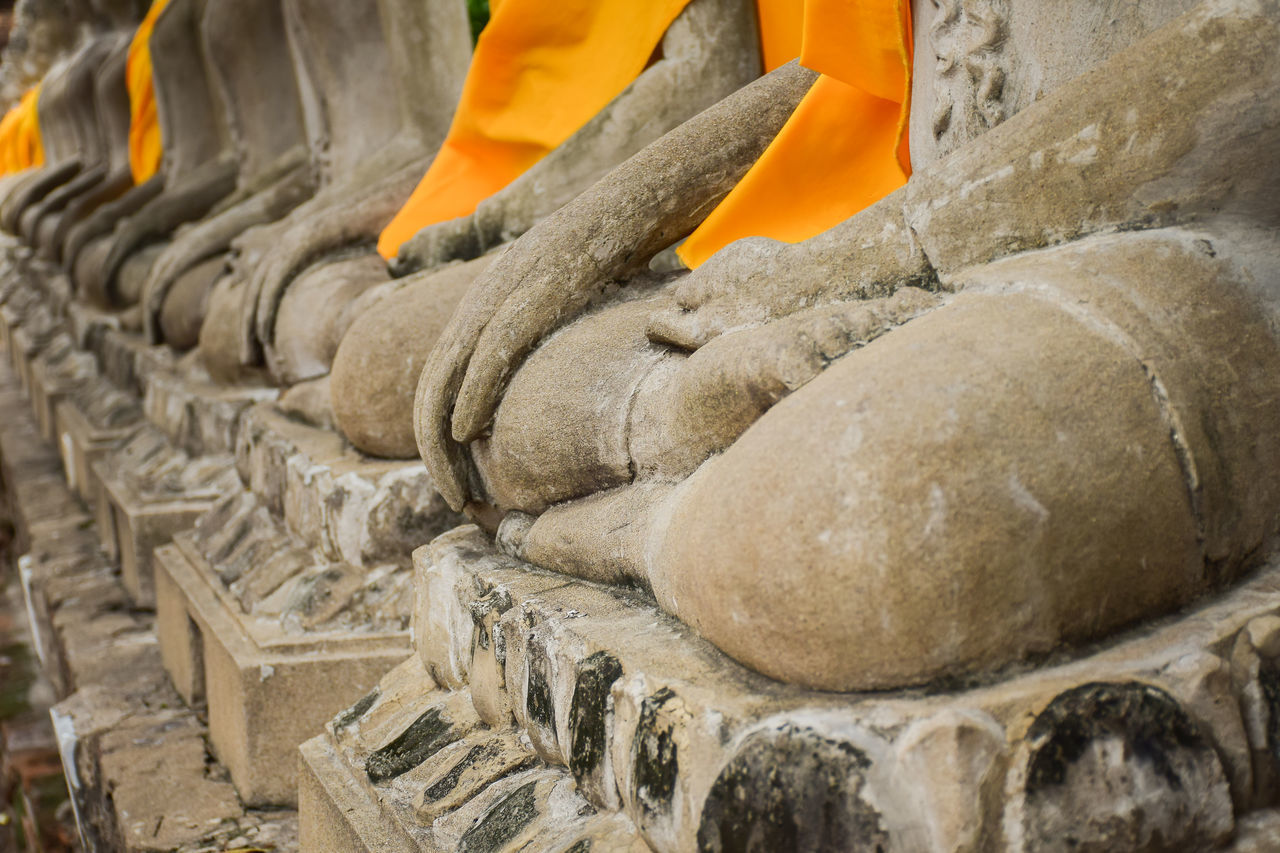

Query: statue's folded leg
left=330, top=254, right=495, bottom=458
left=264, top=253, right=392, bottom=385
left=493, top=227, right=1280, bottom=692
left=158, top=255, right=227, bottom=349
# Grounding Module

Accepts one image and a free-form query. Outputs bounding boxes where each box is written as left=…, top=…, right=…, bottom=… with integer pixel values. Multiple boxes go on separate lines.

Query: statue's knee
left=473, top=297, right=670, bottom=513
left=265, top=254, right=389, bottom=386
left=331, top=261, right=479, bottom=458
left=159, top=255, right=224, bottom=350
left=652, top=289, right=1209, bottom=690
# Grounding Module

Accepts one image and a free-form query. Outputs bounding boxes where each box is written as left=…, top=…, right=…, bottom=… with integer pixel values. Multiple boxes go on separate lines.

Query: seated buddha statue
left=413, top=0, right=1280, bottom=691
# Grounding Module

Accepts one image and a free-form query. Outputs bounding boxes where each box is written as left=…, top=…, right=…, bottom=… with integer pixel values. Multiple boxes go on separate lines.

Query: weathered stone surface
left=0, top=351, right=298, bottom=849
left=330, top=254, right=492, bottom=458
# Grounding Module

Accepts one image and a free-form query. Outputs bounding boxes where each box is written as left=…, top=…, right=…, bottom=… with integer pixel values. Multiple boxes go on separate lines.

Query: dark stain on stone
left=526, top=649, right=555, bottom=732
left=332, top=689, right=379, bottom=730
left=697, top=724, right=885, bottom=852
left=632, top=687, right=681, bottom=821
left=563, top=840, right=592, bottom=853
left=423, top=743, right=485, bottom=803
left=1258, top=659, right=1280, bottom=768
left=458, top=779, right=539, bottom=853
left=365, top=706, right=461, bottom=784
left=569, top=652, right=623, bottom=785
left=468, top=588, right=513, bottom=654
left=1025, top=681, right=1206, bottom=795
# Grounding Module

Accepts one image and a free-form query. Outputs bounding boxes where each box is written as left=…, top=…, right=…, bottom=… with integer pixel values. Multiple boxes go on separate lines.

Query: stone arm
left=141, top=149, right=316, bottom=342
left=99, top=154, right=240, bottom=301
left=200, top=144, right=312, bottom=221
left=390, top=0, right=763, bottom=278
left=51, top=164, right=135, bottom=258
left=415, top=62, right=817, bottom=510
left=239, top=152, right=428, bottom=364
left=62, top=173, right=165, bottom=277
left=32, top=162, right=107, bottom=216
left=648, top=0, right=1280, bottom=353
left=0, top=158, right=81, bottom=233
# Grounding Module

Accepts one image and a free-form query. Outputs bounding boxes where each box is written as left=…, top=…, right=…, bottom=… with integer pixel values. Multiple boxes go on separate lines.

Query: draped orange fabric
left=677, top=0, right=912, bottom=268
left=376, top=0, right=695, bottom=260
left=4, top=86, right=45, bottom=173
left=756, top=0, right=805, bottom=72
left=0, top=102, right=22, bottom=175
left=127, top=0, right=170, bottom=185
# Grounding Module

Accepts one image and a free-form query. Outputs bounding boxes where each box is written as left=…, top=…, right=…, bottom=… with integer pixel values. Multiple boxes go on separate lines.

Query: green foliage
left=468, top=0, right=490, bottom=45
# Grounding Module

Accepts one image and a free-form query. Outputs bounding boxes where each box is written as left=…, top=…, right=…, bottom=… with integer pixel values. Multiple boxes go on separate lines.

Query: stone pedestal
left=28, top=344, right=96, bottom=444
left=155, top=539, right=408, bottom=806
left=53, top=379, right=142, bottom=505
left=299, top=525, right=1280, bottom=852
left=93, top=425, right=239, bottom=607
left=153, top=404, right=460, bottom=807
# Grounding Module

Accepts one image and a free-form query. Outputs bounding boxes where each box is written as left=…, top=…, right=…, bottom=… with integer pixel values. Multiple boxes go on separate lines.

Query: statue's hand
left=390, top=215, right=480, bottom=278
left=417, top=63, right=821, bottom=509
left=646, top=237, right=796, bottom=350
left=645, top=287, right=942, bottom=479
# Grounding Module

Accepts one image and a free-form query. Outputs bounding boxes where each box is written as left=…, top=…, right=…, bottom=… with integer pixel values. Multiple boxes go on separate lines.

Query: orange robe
left=677, top=0, right=912, bottom=268
left=2, top=86, right=45, bottom=173
left=377, top=0, right=700, bottom=259
left=0, top=103, right=22, bottom=174
left=127, top=0, right=170, bottom=185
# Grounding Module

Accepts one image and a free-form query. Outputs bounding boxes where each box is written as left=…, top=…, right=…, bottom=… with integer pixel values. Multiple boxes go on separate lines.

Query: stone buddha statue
left=194, top=0, right=471, bottom=386
left=136, top=0, right=314, bottom=350
left=202, top=0, right=762, bottom=417
left=6, top=35, right=122, bottom=244
left=67, top=0, right=239, bottom=311
left=412, top=0, right=1280, bottom=692
left=0, top=0, right=142, bottom=230
left=32, top=32, right=135, bottom=262
left=0, top=43, right=104, bottom=231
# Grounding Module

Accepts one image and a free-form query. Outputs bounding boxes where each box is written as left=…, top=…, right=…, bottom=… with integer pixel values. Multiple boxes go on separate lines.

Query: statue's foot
left=158, top=255, right=226, bottom=349
left=198, top=272, right=266, bottom=385
left=114, top=243, right=165, bottom=307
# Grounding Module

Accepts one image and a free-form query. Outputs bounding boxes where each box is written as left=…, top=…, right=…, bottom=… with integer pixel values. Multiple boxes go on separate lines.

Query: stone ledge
left=0, top=338, right=299, bottom=851
left=156, top=537, right=408, bottom=806
left=304, top=524, right=1280, bottom=851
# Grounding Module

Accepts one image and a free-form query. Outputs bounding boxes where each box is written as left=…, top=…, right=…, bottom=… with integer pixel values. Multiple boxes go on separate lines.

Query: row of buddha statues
left=0, top=0, right=1277, bottom=695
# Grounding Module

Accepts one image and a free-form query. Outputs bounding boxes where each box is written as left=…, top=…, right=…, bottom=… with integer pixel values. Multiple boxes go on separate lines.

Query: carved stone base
left=93, top=426, right=239, bottom=607
left=52, top=379, right=142, bottom=506
left=26, top=344, right=95, bottom=444
left=151, top=402, right=459, bottom=807
left=298, top=655, right=648, bottom=852
left=155, top=539, right=407, bottom=807
left=300, top=526, right=1280, bottom=852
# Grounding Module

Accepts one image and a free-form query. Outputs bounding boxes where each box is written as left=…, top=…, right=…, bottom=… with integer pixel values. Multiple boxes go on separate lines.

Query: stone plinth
left=93, top=425, right=239, bottom=607
left=28, top=343, right=96, bottom=444
left=53, top=378, right=143, bottom=505
left=154, top=405, right=460, bottom=807
left=301, top=525, right=1280, bottom=851
left=155, top=538, right=408, bottom=807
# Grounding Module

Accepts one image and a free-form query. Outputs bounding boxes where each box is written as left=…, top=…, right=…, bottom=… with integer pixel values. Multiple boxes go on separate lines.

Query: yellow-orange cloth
left=4, top=86, right=45, bottom=173
left=127, top=0, right=170, bottom=185
left=677, top=0, right=912, bottom=268
left=0, top=102, right=22, bottom=174
left=755, top=0, right=804, bottom=72
left=377, top=0, right=694, bottom=259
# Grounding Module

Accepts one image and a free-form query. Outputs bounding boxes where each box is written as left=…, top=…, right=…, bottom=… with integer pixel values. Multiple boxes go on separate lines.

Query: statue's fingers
left=452, top=280, right=580, bottom=442
left=415, top=326, right=478, bottom=510
left=645, top=308, right=704, bottom=350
